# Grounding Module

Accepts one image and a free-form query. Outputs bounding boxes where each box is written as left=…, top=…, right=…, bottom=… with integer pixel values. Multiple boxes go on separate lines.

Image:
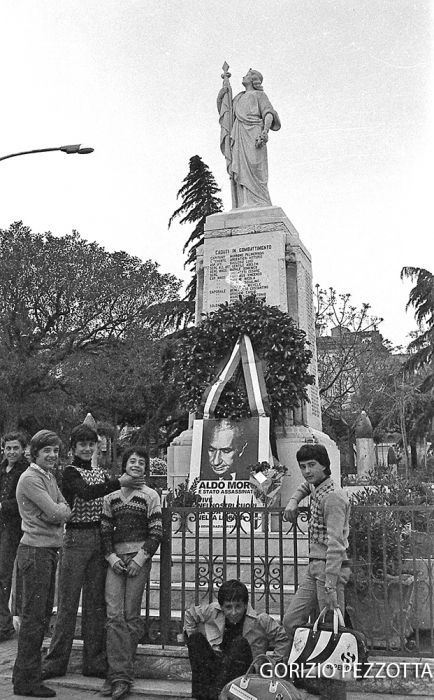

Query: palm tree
left=401, top=266, right=434, bottom=390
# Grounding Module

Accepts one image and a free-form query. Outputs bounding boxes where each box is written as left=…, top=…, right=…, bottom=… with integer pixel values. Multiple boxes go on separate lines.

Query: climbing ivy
left=168, top=296, right=314, bottom=425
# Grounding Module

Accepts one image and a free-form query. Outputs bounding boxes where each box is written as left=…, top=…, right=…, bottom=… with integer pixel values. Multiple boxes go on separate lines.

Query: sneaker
left=111, top=681, right=130, bottom=700
left=100, top=679, right=112, bottom=697
left=14, top=684, right=57, bottom=697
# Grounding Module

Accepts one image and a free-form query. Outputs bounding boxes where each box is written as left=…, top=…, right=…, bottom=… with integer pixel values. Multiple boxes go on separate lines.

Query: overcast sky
left=1, top=0, right=432, bottom=347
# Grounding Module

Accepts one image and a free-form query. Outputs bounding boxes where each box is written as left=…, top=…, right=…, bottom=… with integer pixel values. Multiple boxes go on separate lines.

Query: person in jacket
left=184, top=579, right=289, bottom=700
left=0, top=432, right=28, bottom=642
left=99, top=446, right=163, bottom=700
left=42, top=423, right=145, bottom=680
left=282, top=443, right=351, bottom=642
left=13, top=430, right=71, bottom=698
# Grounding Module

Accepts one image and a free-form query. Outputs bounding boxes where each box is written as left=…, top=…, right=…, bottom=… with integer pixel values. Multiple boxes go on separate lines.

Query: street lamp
left=0, top=144, right=94, bottom=162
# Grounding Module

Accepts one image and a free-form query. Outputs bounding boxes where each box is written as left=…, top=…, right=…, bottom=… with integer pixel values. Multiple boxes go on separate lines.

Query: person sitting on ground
left=42, top=424, right=146, bottom=681
left=184, top=579, right=290, bottom=700
left=13, top=430, right=71, bottom=698
left=99, top=446, right=163, bottom=700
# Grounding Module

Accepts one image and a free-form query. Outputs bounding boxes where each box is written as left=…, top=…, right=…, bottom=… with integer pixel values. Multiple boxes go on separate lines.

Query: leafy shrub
left=150, top=457, right=167, bottom=475
left=165, top=296, right=314, bottom=425
left=165, top=478, right=202, bottom=507
left=349, top=468, right=434, bottom=577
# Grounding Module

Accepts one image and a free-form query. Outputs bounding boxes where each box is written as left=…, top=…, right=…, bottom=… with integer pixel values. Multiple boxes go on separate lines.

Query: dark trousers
left=187, top=631, right=253, bottom=700
left=0, top=527, right=21, bottom=637
left=13, top=545, right=58, bottom=693
left=43, top=528, right=107, bottom=676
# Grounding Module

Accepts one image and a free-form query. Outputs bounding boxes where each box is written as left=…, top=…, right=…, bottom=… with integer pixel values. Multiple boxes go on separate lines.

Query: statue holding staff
left=217, top=64, right=281, bottom=209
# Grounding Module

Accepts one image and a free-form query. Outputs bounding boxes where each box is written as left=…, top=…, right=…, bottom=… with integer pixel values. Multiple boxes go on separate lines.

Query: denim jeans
left=283, top=559, right=351, bottom=643
left=0, top=527, right=21, bottom=637
left=13, top=545, right=58, bottom=693
left=105, top=555, right=151, bottom=684
left=43, top=528, right=108, bottom=676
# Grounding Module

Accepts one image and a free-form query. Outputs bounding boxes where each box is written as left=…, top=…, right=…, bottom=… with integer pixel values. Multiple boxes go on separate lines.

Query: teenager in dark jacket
left=0, top=432, right=28, bottom=642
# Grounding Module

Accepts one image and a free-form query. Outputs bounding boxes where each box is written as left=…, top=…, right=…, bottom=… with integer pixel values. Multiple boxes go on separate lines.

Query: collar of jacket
left=0, top=456, right=29, bottom=473
left=313, top=476, right=333, bottom=494
left=72, top=455, right=93, bottom=470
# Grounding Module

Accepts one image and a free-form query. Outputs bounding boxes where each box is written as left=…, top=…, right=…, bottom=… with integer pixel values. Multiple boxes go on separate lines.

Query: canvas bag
left=220, top=655, right=302, bottom=700
left=189, top=334, right=272, bottom=483
left=288, top=608, right=369, bottom=682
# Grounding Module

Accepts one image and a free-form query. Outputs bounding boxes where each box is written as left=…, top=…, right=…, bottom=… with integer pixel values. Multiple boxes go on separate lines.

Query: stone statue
left=217, top=63, right=281, bottom=209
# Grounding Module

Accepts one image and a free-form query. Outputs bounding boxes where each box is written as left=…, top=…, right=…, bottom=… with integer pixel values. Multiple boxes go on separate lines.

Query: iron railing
left=158, top=504, right=309, bottom=644
left=347, top=504, right=434, bottom=655
left=150, top=503, right=434, bottom=656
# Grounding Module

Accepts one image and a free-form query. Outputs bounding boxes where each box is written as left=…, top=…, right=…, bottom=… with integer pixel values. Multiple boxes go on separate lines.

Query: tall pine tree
left=169, top=155, right=223, bottom=302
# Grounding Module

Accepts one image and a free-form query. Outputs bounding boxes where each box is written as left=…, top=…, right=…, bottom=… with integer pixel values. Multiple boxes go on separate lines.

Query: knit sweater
left=16, top=465, right=71, bottom=547
left=100, top=485, right=163, bottom=567
left=292, top=477, right=350, bottom=589
left=62, top=456, right=122, bottom=527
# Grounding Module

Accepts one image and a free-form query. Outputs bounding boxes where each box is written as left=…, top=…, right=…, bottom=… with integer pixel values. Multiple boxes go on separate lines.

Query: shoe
left=100, top=679, right=112, bottom=696
left=14, top=684, right=57, bottom=697
left=111, top=680, right=130, bottom=700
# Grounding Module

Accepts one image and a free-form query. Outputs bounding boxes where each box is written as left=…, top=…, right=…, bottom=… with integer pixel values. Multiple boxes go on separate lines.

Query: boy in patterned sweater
left=282, top=444, right=351, bottom=644
left=99, top=446, right=162, bottom=700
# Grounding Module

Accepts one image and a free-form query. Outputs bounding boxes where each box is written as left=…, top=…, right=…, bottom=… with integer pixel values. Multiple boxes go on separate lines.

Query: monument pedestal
left=168, top=204, right=340, bottom=491
left=167, top=427, right=193, bottom=491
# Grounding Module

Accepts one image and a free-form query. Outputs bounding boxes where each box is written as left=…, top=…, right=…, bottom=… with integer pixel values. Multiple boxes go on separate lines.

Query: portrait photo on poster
left=199, top=417, right=261, bottom=481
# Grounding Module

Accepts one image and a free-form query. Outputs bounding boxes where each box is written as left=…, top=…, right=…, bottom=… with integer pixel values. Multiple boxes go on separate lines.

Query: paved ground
left=1, top=634, right=433, bottom=700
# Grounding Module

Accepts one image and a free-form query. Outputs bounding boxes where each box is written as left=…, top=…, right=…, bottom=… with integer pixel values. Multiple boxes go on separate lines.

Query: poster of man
left=199, top=418, right=260, bottom=481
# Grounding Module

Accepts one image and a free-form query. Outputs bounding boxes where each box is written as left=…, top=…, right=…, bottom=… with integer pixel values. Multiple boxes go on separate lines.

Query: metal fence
left=152, top=503, right=434, bottom=656
left=346, top=504, right=434, bottom=655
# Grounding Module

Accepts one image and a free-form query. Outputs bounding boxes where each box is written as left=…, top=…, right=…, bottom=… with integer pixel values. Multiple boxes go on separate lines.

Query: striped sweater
left=292, top=477, right=350, bottom=589
left=100, top=485, right=163, bottom=567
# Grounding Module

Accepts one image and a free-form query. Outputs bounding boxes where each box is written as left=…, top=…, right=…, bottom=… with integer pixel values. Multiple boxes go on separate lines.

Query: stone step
left=36, top=675, right=193, bottom=699
left=42, top=640, right=192, bottom=681
left=40, top=640, right=434, bottom=698
left=147, top=580, right=296, bottom=614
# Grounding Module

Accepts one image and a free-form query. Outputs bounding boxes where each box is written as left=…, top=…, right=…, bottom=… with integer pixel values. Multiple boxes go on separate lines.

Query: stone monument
left=168, top=64, right=340, bottom=496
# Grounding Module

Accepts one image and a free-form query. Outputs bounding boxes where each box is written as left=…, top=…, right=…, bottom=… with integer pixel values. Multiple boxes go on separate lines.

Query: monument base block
left=167, top=428, right=193, bottom=491
left=197, top=204, right=322, bottom=432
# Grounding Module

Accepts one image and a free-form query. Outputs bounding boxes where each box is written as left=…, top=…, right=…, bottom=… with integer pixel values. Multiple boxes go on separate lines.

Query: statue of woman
left=217, top=68, right=281, bottom=209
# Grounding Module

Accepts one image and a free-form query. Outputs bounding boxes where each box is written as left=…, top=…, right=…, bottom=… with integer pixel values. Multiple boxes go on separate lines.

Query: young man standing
left=42, top=424, right=145, bottom=680
left=283, top=444, right=351, bottom=638
left=13, top=430, right=71, bottom=698
left=0, top=432, right=28, bottom=642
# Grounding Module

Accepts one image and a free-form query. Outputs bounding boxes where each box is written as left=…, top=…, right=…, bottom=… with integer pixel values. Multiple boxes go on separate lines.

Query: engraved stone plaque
left=203, top=230, right=286, bottom=314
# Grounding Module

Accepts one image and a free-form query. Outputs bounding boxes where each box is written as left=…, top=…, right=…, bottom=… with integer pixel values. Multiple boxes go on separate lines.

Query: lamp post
left=0, top=144, right=94, bottom=162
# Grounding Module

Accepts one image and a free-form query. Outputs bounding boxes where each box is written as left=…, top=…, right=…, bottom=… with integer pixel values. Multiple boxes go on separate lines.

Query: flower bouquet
left=249, top=460, right=288, bottom=508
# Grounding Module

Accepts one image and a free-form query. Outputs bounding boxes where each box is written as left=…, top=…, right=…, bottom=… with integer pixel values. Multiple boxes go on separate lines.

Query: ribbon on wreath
left=189, top=335, right=272, bottom=484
